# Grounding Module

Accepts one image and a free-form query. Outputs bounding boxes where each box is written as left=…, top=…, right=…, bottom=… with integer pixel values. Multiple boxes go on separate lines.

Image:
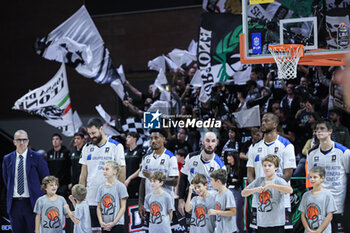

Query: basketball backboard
left=241, top=0, right=349, bottom=66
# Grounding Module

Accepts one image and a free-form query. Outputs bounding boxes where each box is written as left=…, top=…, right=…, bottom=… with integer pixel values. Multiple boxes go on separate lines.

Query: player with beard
left=246, top=113, right=296, bottom=230
left=138, top=128, right=179, bottom=229
left=177, top=131, right=225, bottom=226
left=79, top=118, right=126, bottom=233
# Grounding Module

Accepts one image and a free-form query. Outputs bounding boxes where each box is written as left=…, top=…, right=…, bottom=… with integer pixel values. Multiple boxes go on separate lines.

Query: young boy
left=242, top=155, right=293, bottom=233
left=299, top=166, right=337, bottom=233
left=96, top=161, right=128, bottom=233
left=34, top=176, right=68, bottom=233
left=64, top=184, right=92, bottom=233
left=208, top=169, right=237, bottom=233
left=144, top=171, right=174, bottom=233
left=185, top=174, right=216, bottom=233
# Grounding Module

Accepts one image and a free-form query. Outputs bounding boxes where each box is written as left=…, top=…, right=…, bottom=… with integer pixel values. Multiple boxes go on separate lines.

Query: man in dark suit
left=2, top=129, right=49, bottom=233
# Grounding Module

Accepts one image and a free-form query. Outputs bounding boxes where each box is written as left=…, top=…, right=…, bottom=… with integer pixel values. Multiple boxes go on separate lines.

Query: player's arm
left=247, top=167, right=255, bottom=184
left=185, top=185, right=194, bottom=212
left=168, top=209, right=173, bottom=222
left=125, top=168, right=140, bottom=187
left=79, top=164, right=88, bottom=186
left=118, top=165, right=126, bottom=183
left=209, top=207, right=236, bottom=216
left=282, top=143, right=296, bottom=182
left=282, top=168, right=293, bottom=182
left=164, top=176, right=178, bottom=187
left=264, top=183, right=293, bottom=194
left=35, top=214, right=41, bottom=233
left=138, top=178, right=146, bottom=219
left=178, top=173, right=189, bottom=216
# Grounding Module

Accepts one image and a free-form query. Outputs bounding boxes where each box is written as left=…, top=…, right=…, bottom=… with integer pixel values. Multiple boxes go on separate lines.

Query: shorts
left=331, top=213, right=344, bottom=233
left=257, top=226, right=285, bottom=233
left=102, top=224, right=125, bottom=233
left=89, top=206, right=101, bottom=228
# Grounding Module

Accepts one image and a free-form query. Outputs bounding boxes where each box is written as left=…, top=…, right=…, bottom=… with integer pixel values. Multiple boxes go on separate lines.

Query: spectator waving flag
left=34, top=5, right=123, bottom=86
left=13, top=63, right=75, bottom=136
left=122, top=118, right=149, bottom=146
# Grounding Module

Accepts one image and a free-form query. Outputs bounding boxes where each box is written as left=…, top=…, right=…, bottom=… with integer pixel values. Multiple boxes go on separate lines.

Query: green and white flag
left=13, top=63, right=75, bottom=136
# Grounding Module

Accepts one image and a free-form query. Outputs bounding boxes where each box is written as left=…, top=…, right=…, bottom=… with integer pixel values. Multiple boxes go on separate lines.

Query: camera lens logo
left=143, top=110, right=161, bottom=129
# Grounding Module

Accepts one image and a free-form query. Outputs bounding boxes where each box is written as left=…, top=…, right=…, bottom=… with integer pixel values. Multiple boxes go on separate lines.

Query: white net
left=268, top=45, right=304, bottom=80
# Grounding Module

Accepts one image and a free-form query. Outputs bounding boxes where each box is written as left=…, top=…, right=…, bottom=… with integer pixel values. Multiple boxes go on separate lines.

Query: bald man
left=177, top=132, right=225, bottom=217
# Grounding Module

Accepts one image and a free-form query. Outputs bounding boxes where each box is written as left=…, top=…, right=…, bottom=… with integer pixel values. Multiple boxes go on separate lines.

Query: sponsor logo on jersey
left=332, top=155, right=336, bottom=162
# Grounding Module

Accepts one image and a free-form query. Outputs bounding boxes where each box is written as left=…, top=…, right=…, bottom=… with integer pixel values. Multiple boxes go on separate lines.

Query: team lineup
left=3, top=113, right=350, bottom=233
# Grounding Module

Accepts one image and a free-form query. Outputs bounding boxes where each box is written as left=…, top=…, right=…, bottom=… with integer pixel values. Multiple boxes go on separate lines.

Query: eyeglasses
left=15, top=139, right=28, bottom=143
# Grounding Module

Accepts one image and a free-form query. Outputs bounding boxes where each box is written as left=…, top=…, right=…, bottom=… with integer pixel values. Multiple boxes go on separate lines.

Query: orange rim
left=268, top=44, right=304, bottom=57
left=240, top=33, right=346, bottom=66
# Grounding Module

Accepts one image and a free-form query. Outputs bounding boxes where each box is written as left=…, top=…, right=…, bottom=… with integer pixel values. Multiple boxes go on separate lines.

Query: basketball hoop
left=268, top=44, right=304, bottom=80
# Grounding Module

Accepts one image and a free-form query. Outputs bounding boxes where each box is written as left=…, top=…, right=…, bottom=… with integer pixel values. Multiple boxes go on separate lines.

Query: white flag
left=233, top=105, right=261, bottom=128
left=190, top=70, right=203, bottom=87
left=148, top=100, right=170, bottom=116
left=110, top=79, right=125, bottom=100
left=152, top=69, right=168, bottom=96
left=229, top=56, right=252, bottom=85
left=199, top=86, right=210, bottom=103
left=163, top=55, right=184, bottom=71
left=117, top=64, right=126, bottom=83
left=187, top=40, right=198, bottom=56
left=13, top=64, right=75, bottom=136
left=168, top=49, right=196, bottom=68
left=148, top=55, right=166, bottom=72
left=35, top=5, right=123, bottom=85
left=73, top=111, right=83, bottom=133
left=95, top=104, right=115, bottom=127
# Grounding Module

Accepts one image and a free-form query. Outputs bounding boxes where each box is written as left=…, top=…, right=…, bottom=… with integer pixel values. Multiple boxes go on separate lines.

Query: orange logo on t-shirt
left=191, top=205, right=207, bottom=227
left=103, top=195, right=113, bottom=208
left=258, top=191, right=272, bottom=212
left=47, top=209, right=59, bottom=221
left=149, top=201, right=162, bottom=224
left=307, top=205, right=319, bottom=220
left=259, top=191, right=271, bottom=204
left=44, top=207, right=60, bottom=229
left=195, top=206, right=206, bottom=219
left=306, top=204, right=321, bottom=230
left=150, top=203, right=161, bottom=216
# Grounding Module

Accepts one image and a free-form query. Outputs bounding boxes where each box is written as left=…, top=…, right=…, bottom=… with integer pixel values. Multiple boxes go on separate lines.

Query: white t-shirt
left=181, top=152, right=226, bottom=191
left=139, top=148, right=179, bottom=197
left=247, top=135, right=296, bottom=178
left=307, top=142, right=350, bottom=213
left=79, top=138, right=125, bottom=205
